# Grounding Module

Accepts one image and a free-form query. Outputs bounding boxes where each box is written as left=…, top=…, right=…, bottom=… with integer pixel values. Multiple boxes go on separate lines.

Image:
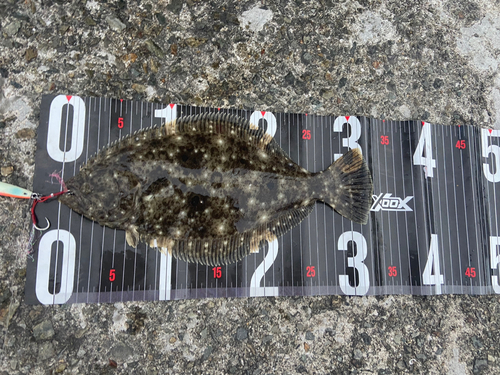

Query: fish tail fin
left=320, top=148, right=373, bottom=224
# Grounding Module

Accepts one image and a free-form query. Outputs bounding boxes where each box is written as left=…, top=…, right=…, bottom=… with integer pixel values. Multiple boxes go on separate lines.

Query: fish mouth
left=58, top=186, right=86, bottom=215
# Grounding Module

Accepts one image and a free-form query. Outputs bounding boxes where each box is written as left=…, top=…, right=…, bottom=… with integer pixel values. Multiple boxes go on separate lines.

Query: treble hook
left=34, top=217, right=50, bottom=231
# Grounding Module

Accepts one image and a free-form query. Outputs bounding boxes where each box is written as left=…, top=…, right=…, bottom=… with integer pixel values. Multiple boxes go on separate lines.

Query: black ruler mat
left=24, top=94, right=500, bottom=305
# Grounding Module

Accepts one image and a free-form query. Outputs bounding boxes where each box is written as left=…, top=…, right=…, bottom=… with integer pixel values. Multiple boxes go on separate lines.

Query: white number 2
left=338, top=231, right=370, bottom=296
left=250, top=239, right=279, bottom=297
left=249, top=111, right=277, bottom=138
left=422, top=234, right=443, bottom=294
left=413, top=122, right=436, bottom=178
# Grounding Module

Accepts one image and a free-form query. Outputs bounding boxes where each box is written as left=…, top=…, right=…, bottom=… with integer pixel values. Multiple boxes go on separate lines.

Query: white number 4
left=422, top=234, right=444, bottom=294
left=413, top=122, right=436, bottom=178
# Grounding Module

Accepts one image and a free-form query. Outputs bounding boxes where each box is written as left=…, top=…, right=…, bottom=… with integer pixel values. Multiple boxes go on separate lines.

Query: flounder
left=59, top=113, right=373, bottom=266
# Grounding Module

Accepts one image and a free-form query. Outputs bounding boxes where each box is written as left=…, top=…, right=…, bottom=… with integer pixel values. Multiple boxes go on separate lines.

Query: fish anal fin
left=126, top=226, right=140, bottom=247
left=149, top=236, right=174, bottom=252
left=163, top=119, right=177, bottom=136
left=150, top=204, right=315, bottom=266
left=160, top=247, right=172, bottom=256
left=267, top=203, right=316, bottom=239
left=249, top=230, right=277, bottom=253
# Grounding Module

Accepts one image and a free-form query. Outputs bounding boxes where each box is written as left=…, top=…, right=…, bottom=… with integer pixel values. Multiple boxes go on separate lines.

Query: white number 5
left=490, top=236, right=500, bottom=293
left=481, top=129, right=500, bottom=183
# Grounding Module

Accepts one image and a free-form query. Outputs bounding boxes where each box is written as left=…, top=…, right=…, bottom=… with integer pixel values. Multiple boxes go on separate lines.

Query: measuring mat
left=24, top=95, right=500, bottom=305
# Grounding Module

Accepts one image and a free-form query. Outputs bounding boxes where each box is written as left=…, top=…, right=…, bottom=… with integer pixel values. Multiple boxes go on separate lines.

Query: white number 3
left=338, top=231, right=370, bottom=295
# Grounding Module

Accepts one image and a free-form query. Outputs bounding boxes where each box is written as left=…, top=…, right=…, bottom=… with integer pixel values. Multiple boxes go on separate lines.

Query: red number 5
left=118, top=117, right=124, bottom=129
left=109, top=269, right=116, bottom=282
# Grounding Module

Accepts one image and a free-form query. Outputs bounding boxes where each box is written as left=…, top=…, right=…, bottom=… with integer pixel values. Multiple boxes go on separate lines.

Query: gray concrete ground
left=1, top=0, right=500, bottom=373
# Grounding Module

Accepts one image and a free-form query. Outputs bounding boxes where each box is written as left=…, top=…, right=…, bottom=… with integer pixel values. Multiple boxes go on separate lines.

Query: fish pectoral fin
left=126, top=226, right=140, bottom=247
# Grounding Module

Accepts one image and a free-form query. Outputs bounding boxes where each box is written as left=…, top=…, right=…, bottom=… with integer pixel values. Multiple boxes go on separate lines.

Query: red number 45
left=456, top=140, right=466, bottom=149
left=465, top=267, right=476, bottom=278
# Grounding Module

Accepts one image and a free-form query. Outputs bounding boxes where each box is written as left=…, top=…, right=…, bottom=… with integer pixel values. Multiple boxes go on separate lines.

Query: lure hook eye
left=34, top=217, right=50, bottom=231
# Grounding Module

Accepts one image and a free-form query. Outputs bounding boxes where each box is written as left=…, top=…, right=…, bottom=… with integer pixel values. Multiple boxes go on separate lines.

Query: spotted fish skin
left=59, top=113, right=373, bottom=265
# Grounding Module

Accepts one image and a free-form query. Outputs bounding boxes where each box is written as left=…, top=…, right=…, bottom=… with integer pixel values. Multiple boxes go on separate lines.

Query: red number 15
left=212, top=267, right=222, bottom=278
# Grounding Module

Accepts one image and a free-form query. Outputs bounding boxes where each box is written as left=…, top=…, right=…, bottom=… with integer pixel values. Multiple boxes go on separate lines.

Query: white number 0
left=47, top=95, right=86, bottom=163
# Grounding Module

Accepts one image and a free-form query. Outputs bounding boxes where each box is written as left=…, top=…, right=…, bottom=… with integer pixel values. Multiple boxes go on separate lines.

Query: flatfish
left=59, top=113, right=373, bottom=266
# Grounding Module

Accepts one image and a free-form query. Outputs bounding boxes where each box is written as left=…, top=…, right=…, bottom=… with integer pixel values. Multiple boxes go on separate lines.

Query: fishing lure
left=0, top=181, right=65, bottom=230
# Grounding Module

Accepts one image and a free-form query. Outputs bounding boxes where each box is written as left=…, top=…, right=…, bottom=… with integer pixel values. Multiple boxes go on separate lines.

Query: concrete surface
left=1, top=0, right=500, bottom=374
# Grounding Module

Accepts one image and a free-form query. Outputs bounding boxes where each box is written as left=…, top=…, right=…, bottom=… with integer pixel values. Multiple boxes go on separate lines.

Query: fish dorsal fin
left=147, top=202, right=315, bottom=266
left=171, top=113, right=286, bottom=154
left=84, top=113, right=289, bottom=167
left=85, top=125, right=163, bottom=166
